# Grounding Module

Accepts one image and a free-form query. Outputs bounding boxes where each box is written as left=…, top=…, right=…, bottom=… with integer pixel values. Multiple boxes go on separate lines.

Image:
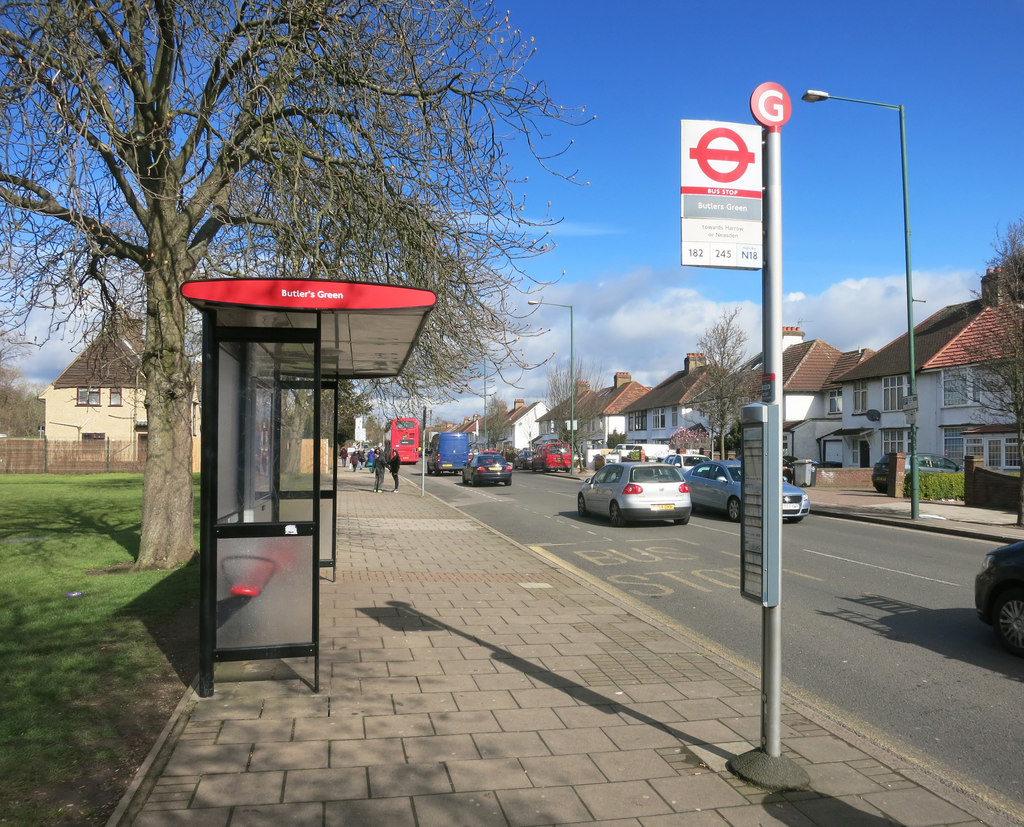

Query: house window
left=1007, top=438, right=1020, bottom=469
left=942, top=428, right=965, bottom=466
left=853, top=381, right=868, bottom=414
left=77, top=387, right=101, bottom=407
left=881, top=428, right=905, bottom=455
left=652, top=408, right=665, bottom=429
left=82, top=432, right=106, bottom=440
left=671, top=407, right=678, bottom=428
left=628, top=410, right=647, bottom=431
left=110, top=387, right=123, bottom=407
left=882, top=376, right=906, bottom=412
left=942, top=368, right=977, bottom=407
left=828, top=389, right=842, bottom=415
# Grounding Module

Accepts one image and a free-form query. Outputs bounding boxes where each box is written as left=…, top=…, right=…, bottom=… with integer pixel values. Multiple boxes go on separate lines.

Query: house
left=39, top=327, right=149, bottom=445
left=737, top=328, right=874, bottom=462
left=536, top=371, right=649, bottom=450
left=622, top=355, right=711, bottom=446
left=833, top=267, right=1020, bottom=471
left=499, top=398, right=547, bottom=451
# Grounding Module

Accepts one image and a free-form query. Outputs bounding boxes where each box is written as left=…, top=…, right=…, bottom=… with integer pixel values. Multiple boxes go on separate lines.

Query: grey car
left=577, top=462, right=691, bottom=527
left=684, top=459, right=810, bottom=523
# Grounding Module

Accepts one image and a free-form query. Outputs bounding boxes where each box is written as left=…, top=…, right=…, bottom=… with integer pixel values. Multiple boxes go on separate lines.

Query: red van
left=531, top=442, right=572, bottom=472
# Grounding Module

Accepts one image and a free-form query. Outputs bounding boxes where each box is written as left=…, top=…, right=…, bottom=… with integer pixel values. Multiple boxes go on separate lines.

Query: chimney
left=614, top=371, right=631, bottom=388
left=982, top=266, right=1006, bottom=306
left=685, top=353, right=706, bottom=373
left=782, top=326, right=804, bottom=350
left=513, top=398, right=524, bottom=411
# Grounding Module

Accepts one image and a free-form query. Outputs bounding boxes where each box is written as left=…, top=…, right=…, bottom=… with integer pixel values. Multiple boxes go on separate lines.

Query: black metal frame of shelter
left=182, top=278, right=436, bottom=698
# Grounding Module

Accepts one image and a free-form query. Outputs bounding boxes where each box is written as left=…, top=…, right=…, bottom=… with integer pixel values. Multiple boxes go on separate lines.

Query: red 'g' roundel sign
left=750, top=82, right=791, bottom=132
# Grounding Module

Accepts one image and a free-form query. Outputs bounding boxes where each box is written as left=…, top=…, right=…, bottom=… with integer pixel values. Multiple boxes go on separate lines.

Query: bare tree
left=0, top=1, right=587, bottom=567
left=545, top=357, right=604, bottom=452
left=971, top=218, right=1024, bottom=525
left=691, top=307, right=748, bottom=459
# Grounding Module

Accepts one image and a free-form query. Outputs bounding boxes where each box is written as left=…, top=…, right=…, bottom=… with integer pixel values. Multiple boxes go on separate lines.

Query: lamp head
left=527, top=300, right=541, bottom=306
left=801, top=90, right=830, bottom=103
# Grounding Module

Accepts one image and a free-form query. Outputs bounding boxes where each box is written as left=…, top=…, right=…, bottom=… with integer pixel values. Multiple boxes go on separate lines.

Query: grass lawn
left=0, top=474, right=199, bottom=825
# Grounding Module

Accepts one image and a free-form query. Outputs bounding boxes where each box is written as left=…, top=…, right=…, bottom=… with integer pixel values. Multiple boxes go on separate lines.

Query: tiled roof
left=839, top=299, right=983, bottom=381
left=51, top=330, right=143, bottom=389
left=538, top=380, right=650, bottom=422
left=737, top=339, right=850, bottom=397
left=824, top=348, right=875, bottom=387
left=924, top=304, right=1015, bottom=368
left=622, top=366, right=711, bottom=413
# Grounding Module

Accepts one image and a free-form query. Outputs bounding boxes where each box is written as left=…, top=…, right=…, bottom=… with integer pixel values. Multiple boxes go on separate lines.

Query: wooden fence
left=0, top=438, right=202, bottom=475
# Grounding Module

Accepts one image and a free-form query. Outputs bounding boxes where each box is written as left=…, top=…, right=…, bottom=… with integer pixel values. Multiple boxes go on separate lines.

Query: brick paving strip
left=114, top=477, right=1019, bottom=826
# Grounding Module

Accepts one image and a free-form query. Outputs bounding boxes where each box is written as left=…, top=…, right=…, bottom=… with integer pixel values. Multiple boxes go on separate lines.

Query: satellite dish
left=866, top=409, right=881, bottom=422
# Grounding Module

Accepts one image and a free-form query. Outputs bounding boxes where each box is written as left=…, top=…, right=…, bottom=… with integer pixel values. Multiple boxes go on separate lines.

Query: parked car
left=513, top=449, right=534, bottom=470
left=531, top=442, right=572, bottom=472
left=605, top=442, right=670, bottom=462
left=684, top=459, right=809, bottom=523
left=462, top=452, right=512, bottom=486
left=871, top=453, right=960, bottom=493
left=975, top=541, right=1024, bottom=657
left=662, top=453, right=710, bottom=469
left=577, top=462, right=691, bottom=527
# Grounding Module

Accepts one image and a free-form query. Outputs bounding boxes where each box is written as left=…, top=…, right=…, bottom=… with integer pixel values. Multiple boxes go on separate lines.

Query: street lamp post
left=529, top=300, right=575, bottom=470
left=801, top=90, right=919, bottom=519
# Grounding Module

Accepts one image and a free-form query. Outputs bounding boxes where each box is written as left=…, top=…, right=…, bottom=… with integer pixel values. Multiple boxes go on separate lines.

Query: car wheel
left=610, top=501, right=626, bottom=527
left=674, top=516, right=690, bottom=525
left=786, top=517, right=804, bottom=523
left=993, top=587, right=1024, bottom=657
left=505, top=478, right=512, bottom=486
left=873, top=484, right=886, bottom=493
left=726, top=496, right=741, bottom=522
left=577, top=494, right=588, bottom=518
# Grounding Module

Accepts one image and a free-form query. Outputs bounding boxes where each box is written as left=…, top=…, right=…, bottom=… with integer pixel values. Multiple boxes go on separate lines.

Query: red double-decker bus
left=388, top=418, right=420, bottom=464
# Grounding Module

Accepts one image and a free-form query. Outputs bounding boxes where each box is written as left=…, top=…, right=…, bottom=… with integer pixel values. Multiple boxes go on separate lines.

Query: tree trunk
left=135, top=264, right=196, bottom=570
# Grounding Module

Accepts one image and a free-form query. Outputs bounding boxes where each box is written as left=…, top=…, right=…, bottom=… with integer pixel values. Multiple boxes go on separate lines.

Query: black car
left=975, top=541, right=1024, bottom=657
left=462, top=453, right=512, bottom=486
left=871, top=453, right=960, bottom=493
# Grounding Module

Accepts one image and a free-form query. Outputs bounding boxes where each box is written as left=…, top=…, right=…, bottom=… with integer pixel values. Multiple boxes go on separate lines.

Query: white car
left=662, top=454, right=710, bottom=469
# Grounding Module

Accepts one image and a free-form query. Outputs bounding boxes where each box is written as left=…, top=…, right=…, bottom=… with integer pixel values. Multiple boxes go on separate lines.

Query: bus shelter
left=182, top=278, right=437, bottom=697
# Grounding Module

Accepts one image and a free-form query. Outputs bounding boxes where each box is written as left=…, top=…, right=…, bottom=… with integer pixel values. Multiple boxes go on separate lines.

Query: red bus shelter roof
left=181, top=278, right=437, bottom=378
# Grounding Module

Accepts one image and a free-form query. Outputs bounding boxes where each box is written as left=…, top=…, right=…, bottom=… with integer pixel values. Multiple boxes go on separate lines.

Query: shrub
left=904, top=471, right=964, bottom=500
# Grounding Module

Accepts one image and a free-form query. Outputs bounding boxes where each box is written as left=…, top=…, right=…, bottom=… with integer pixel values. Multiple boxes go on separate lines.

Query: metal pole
left=569, top=304, right=575, bottom=472
left=898, top=105, right=919, bottom=519
left=762, top=125, right=784, bottom=759
left=802, top=91, right=918, bottom=518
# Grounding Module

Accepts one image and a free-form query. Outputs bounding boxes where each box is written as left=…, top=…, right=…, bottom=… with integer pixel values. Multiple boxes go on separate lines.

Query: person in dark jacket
left=388, top=449, right=402, bottom=492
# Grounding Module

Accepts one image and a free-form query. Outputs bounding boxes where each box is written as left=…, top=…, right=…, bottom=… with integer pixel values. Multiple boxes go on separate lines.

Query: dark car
left=871, top=453, right=960, bottom=493
left=462, top=452, right=512, bottom=486
left=513, top=449, right=534, bottom=470
left=975, top=541, right=1024, bottom=657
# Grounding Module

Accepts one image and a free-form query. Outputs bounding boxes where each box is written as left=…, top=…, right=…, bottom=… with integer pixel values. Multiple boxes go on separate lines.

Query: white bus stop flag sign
left=680, top=120, right=763, bottom=270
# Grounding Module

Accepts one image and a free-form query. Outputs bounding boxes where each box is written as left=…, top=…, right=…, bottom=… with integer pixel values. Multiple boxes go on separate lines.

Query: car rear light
left=623, top=483, right=643, bottom=495
left=678, top=482, right=690, bottom=493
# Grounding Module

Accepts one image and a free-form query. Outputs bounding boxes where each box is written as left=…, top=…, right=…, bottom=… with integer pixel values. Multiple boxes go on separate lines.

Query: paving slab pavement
left=110, top=472, right=1024, bottom=826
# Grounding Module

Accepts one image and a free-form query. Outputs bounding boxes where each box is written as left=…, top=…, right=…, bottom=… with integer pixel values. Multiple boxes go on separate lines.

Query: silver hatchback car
left=577, top=462, right=692, bottom=527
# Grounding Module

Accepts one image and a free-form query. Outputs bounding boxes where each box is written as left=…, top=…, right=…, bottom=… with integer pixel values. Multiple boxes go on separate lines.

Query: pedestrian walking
left=349, top=449, right=358, bottom=472
left=388, top=448, right=402, bottom=492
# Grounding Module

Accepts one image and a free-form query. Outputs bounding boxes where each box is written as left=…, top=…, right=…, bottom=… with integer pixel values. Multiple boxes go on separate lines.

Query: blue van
left=427, top=432, right=470, bottom=475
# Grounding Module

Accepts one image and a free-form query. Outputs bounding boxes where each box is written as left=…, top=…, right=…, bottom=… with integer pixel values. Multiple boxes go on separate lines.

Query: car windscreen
left=548, top=445, right=567, bottom=454
left=630, top=466, right=684, bottom=483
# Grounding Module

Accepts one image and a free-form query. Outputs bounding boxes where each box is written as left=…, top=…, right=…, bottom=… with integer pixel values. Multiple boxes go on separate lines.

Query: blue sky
left=428, top=0, right=1024, bottom=423
left=16, top=0, right=1024, bottom=427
